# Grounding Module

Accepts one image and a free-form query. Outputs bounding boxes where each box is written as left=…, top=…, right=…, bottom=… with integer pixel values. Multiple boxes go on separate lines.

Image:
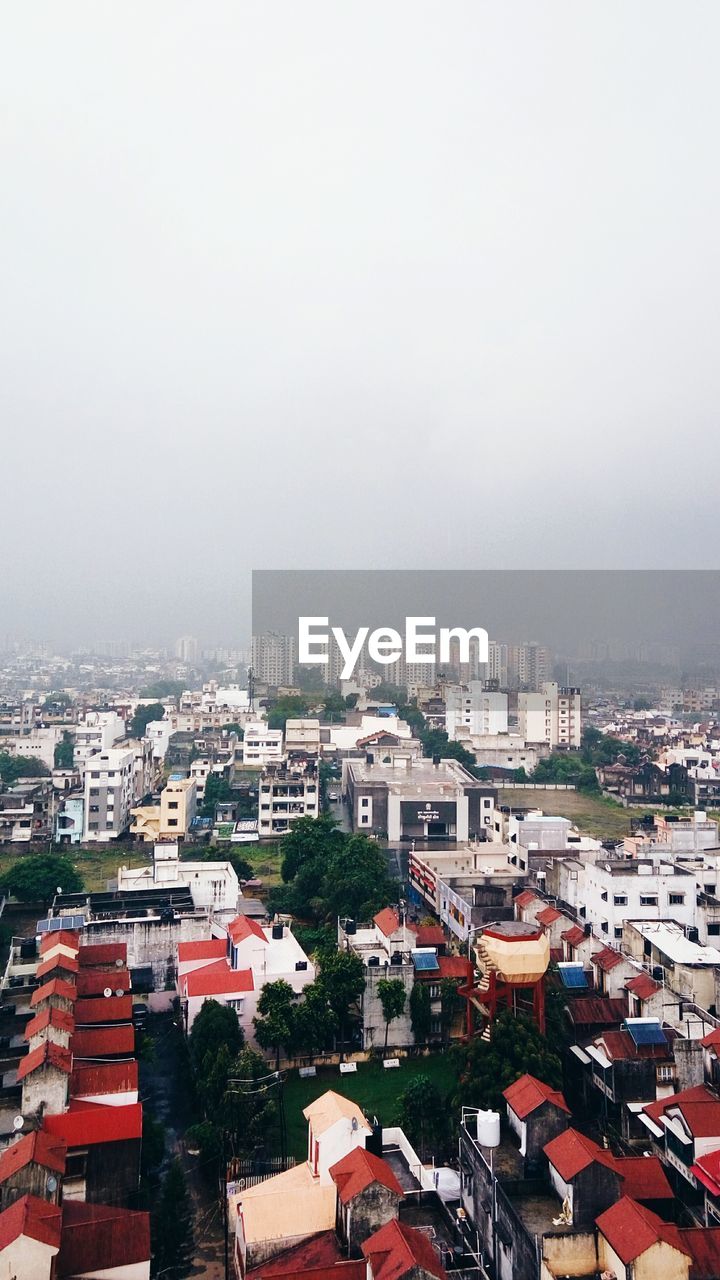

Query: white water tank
left=475, top=1109, right=501, bottom=1148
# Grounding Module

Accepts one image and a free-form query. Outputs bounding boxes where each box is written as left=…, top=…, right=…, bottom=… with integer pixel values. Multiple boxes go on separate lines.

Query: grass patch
left=503, top=789, right=633, bottom=841
left=240, top=844, right=283, bottom=888
left=0, top=843, right=126, bottom=894
left=281, top=1054, right=458, bottom=1161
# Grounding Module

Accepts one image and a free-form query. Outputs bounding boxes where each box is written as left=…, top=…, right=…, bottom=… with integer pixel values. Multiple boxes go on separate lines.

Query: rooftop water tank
left=476, top=1109, right=501, bottom=1148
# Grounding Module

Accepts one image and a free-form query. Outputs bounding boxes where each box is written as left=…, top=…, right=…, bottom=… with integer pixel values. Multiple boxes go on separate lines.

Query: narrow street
left=140, top=1012, right=226, bottom=1279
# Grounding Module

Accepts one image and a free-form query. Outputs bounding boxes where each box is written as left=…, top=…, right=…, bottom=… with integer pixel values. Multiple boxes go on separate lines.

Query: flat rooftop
left=629, top=919, right=720, bottom=965
left=348, top=758, right=487, bottom=793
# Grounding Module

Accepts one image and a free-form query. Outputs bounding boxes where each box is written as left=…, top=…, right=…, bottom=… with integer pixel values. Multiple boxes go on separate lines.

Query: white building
left=145, top=719, right=171, bottom=761
left=73, top=711, right=126, bottom=771
left=517, top=682, right=582, bottom=748
left=251, top=632, right=296, bottom=687
left=118, top=842, right=240, bottom=914
left=177, top=914, right=315, bottom=1038
left=258, top=764, right=320, bottom=836
left=243, top=722, right=284, bottom=766
left=285, top=718, right=321, bottom=759
left=445, top=683, right=508, bottom=739
left=83, top=746, right=135, bottom=841
left=0, top=726, right=65, bottom=770
left=549, top=857, right=697, bottom=944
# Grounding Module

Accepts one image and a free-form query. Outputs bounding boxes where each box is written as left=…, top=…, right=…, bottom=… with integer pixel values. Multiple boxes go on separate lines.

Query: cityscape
left=3, top=630, right=720, bottom=1277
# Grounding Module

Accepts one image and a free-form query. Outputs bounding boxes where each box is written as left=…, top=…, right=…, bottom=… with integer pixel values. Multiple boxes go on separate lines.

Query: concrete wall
left=83, top=916, right=211, bottom=991
left=360, top=964, right=415, bottom=1051
left=341, top=1183, right=400, bottom=1256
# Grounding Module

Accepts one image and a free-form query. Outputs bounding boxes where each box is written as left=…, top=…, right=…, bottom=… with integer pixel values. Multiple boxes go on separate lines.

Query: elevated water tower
left=459, top=920, right=550, bottom=1038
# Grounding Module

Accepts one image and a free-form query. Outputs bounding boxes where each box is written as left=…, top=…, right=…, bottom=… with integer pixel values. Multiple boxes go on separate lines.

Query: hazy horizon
left=3, top=3, right=720, bottom=648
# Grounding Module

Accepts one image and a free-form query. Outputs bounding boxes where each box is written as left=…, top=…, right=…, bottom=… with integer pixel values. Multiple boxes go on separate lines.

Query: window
left=669, top=893, right=685, bottom=906
left=89, top=805, right=99, bottom=813
left=601, top=921, right=608, bottom=934
left=614, top=927, right=623, bottom=939
left=614, top=895, right=628, bottom=906
left=361, top=798, right=369, bottom=808
left=708, top=923, right=720, bottom=937
left=90, top=788, right=99, bottom=797
left=168, top=801, right=179, bottom=810
left=657, top=1065, right=674, bottom=1083
left=601, top=891, right=608, bottom=902
left=640, top=895, right=658, bottom=907
left=579, top=905, right=587, bottom=919
left=168, top=818, right=178, bottom=827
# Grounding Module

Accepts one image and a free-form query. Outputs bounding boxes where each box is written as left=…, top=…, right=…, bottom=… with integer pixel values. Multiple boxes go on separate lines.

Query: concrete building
left=251, top=632, right=296, bottom=687
left=517, top=682, right=582, bottom=748
left=242, top=722, right=284, bottom=766
left=285, top=718, right=321, bottom=760
left=130, top=774, right=197, bottom=843
left=508, top=642, right=551, bottom=690
left=546, top=857, right=697, bottom=944
left=258, top=763, right=320, bottom=837
left=408, top=845, right=522, bottom=941
left=54, top=795, right=84, bottom=845
left=117, top=842, right=240, bottom=916
left=343, top=756, right=495, bottom=842
left=73, top=712, right=126, bottom=772
left=0, top=780, right=53, bottom=843
left=83, top=747, right=135, bottom=841
left=0, top=727, right=65, bottom=771
left=445, top=684, right=508, bottom=739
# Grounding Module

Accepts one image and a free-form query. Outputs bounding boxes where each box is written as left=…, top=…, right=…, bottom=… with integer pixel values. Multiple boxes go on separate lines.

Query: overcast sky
left=2, top=3, right=719, bottom=646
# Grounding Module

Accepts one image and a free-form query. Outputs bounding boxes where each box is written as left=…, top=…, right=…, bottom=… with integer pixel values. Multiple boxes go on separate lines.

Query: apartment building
left=250, top=632, right=296, bottom=687
left=257, top=763, right=320, bottom=836
left=242, top=722, right=284, bottom=766
left=343, top=756, right=495, bottom=842
left=73, top=711, right=126, bottom=771
left=508, top=642, right=551, bottom=690
left=0, top=780, right=53, bottom=843
left=284, top=718, right=321, bottom=760
left=130, top=774, right=198, bottom=843
left=546, top=856, right=697, bottom=943
left=83, top=747, right=135, bottom=841
left=517, top=681, right=582, bottom=748
left=445, top=683, right=508, bottom=739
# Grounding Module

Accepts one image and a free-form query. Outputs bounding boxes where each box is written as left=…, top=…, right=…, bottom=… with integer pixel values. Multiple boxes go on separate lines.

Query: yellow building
left=131, top=773, right=197, bottom=843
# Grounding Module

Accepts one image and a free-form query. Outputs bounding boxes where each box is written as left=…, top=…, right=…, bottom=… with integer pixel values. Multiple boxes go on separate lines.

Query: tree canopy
left=451, top=1010, right=563, bottom=1113
left=0, top=753, right=51, bottom=785
left=396, top=1075, right=451, bottom=1161
left=253, top=979, right=298, bottom=1068
left=0, top=854, right=83, bottom=904
left=377, top=977, right=406, bottom=1051
left=129, top=702, right=165, bottom=739
left=53, top=731, right=75, bottom=770
left=273, top=816, right=398, bottom=923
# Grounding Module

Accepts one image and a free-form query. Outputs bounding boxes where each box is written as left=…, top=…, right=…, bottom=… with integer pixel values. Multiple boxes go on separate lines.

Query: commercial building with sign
left=342, top=756, right=496, bottom=842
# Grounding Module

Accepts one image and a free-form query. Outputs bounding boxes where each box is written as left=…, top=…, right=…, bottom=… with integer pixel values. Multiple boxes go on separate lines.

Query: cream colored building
left=131, top=774, right=197, bottom=843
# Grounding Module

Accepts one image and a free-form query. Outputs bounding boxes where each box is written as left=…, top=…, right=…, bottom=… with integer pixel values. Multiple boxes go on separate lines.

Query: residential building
left=130, top=773, right=197, bottom=842
left=251, top=632, right=296, bottom=687
left=408, top=845, right=522, bottom=941
left=117, top=841, right=240, bottom=916
left=83, top=747, right=135, bottom=841
left=73, top=712, right=126, bottom=772
left=517, top=681, right=581, bottom=748
left=545, top=857, right=696, bottom=943
left=177, top=915, right=315, bottom=1040
left=0, top=780, right=53, bottom=843
left=257, top=762, right=319, bottom=837
left=242, top=722, right=284, bottom=766
left=445, top=683, right=509, bottom=739
left=284, top=717, right=321, bottom=760
left=54, top=794, right=84, bottom=844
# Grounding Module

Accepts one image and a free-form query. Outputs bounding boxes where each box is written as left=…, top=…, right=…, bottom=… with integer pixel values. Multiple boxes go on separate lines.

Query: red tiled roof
left=78, top=943, right=127, bottom=967
left=57, top=1201, right=150, bottom=1276
left=643, top=1085, right=720, bottom=1138
left=182, top=960, right=254, bottom=998
left=36, top=952, right=79, bottom=979
left=681, top=1227, right=720, bottom=1279
left=74, top=995, right=133, bottom=1024
left=414, top=925, right=445, bottom=948
left=691, top=1148, right=720, bottom=1196
left=0, top=1195, right=62, bottom=1252
left=544, top=1128, right=613, bottom=1180
left=72, top=1025, right=135, bottom=1058
left=0, top=1131, right=67, bottom=1184
left=362, top=1219, right=447, bottom=1280
left=503, top=1073, right=570, bottom=1120
left=17, top=1041, right=72, bottom=1082
left=24, top=1007, right=75, bottom=1040
left=76, top=968, right=131, bottom=998
left=71, top=1060, right=138, bottom=1098
left=596, top=1197, right=688, bottom=1266
left=178, top=938, right=227, bottom=963
left=702, top=1029, right=720, bottom=1050
left=613, top=1156, right=672, bottom=1201
left=227, top=915, right=267, bottom=944
left=536, top=906, right=562, bottom=926
left=374, top=907, right=401, bottom=937
left=438, top=955, right=471, bottom=980
left=245, top=1230, right=351, bottom=1279
left=600, top=1029, right=670, bottom=1063
left=44, top=1100, right=143, bottom=1147
left=30, top=978, right=77, bottom=1007
left=566, top=997, right=627, bottom=1027
left=330, top=1147, right=403, bottom=1204
left=514, top=891, right=537, bottom=910
left=39, top=931, right=80, bottom=956
left=591, top=946, right=624, bottom=973
left=626, top=973, right=661, bottom=1000
left=561, top=925, right=585, bottom=947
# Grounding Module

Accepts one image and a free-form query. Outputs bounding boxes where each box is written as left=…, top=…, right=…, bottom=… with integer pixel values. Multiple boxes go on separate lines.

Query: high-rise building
left=175, top=635, right=199, bottom=664
left=517, top=681, right=581, bottom=748
left=445, top=683, right=509, bottom=738
left=508, top=643, right=551, bottom=690
left=251, top=632, right=296, bottom=687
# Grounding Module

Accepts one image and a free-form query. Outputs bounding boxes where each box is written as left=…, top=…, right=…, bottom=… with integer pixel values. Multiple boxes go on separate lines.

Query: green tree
left=344, top=693, right=359, bottom=710
left=409, top=981, right=432, bottom=1044
left=451, top=1009, right=563, bottom=1114
left=53, top=731, right=75, bottom=769
left=439, top=977, right=464, bottom=1046
left=140, top=680, right=184, bottom=699
left=220, top=1047, right=280, bottom=1157
left=43, top=691, right=72, bottom=712
left=267, top=696, right=314, bottom=731
left=129, top=702, right=165, bottom=739
left=0, top=753, right=51, bottom=785
left=322, top=692, right=346, bottom=723
left=0, top=854, right=83, bottom=904
left=280, top=814, right=342, bottom=883
left=254, top=980, right=298, bottom=1068
left=293, top=982, right=338, bottom=1057
left=152, top=1158, right=194, bottom=1278
left=296, top=665, right=327, bottom=693
left=531, top=753, right=600, bottom=792
left=316, top=948, right=365, bottom=1059
left=370, top=683, right=407, bottom=705
left=397, top=1075, right=450, bottom=1161
left=189, top=999, right=244, bottom=1077
left=376, top=978, right=406, bottom=1052
left=201, top=773, right=233, bottom=817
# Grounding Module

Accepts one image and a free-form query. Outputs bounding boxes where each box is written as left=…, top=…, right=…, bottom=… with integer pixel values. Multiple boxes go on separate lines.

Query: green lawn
left=502, top=789, right=633, bottom=841
left=239, top=843, right=283, bottom=888
left=0, top=843, right=125, bottom=893
left=281, top=1054, right=458, bottom=1160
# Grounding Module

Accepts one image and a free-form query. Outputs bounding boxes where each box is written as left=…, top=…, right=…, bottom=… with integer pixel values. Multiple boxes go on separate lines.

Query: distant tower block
left=460, top=921, right=550, bottom=1039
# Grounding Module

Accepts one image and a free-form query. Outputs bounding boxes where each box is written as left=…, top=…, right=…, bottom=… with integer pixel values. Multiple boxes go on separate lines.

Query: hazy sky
left=2, top=3, right=719, bottom=646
